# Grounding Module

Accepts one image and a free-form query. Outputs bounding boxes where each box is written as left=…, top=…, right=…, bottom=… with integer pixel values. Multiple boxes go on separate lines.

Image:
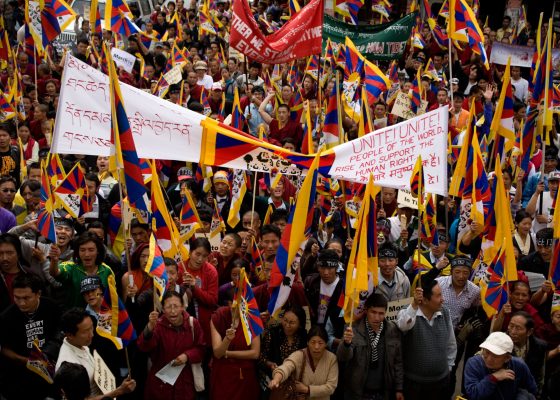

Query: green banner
left=322, top=13, right=417, bottom=61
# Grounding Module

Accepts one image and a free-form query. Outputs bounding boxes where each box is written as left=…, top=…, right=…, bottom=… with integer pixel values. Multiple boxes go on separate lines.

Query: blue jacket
left=464, top=354, right=537, bottom=400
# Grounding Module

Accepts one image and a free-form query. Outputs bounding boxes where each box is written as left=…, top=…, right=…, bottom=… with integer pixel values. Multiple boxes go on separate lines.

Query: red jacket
left=137, top=311, right=206, bottom=400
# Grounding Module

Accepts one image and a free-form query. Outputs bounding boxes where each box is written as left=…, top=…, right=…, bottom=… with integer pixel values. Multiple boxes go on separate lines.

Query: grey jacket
left=337, top=318, right=404, bottom=400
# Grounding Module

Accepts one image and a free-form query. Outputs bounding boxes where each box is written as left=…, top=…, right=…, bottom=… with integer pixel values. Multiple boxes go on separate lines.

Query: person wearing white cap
left=463, top=332, right=537, bottom=400
left=194, top=60, right=213, bottom=90
left=526, top=170, right=559, bottom=233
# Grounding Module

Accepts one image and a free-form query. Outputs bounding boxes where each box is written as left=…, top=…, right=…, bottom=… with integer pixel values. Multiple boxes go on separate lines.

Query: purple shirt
left=0, top=207, right=16, bottom=233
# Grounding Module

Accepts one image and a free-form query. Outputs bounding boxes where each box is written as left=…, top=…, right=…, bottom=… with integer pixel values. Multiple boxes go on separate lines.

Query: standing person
left=526, top=171, right=559, bottom=233
left=268, top=325, right=338, bottom=400
left=337, top=293, right=404, bottom=400
left=375, top=243, right=410, bottom=302
left=138, top=291, right=206, bottom=400
left=396, top=282, right=456, bottom=400
left=0, top=273, right=60, bottom=400
left=0, top=233, right=36, bottom=312
left=463, top=332, right=537, bottom=400
left=0, top=125, right=20, bottom=186
left=209, top=305, right=261, bottom=400
left=258, top=92, right=303, bottom=149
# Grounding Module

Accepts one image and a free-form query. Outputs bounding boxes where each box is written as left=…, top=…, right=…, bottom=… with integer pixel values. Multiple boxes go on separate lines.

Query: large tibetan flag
left=554, top=185, right=560, bottom=239
left=106, top=42, right=149, bottom=218
left=227, top=169, right=248, bottom=228
left=335, top=0, right=364, bottom=25
left=89, top=0, right=102, bottom=35
left=179, top=188, right=202, bottom=241
left=0, top=91, right=15, bottom=121
left=231, top=87, right=245, bottom=131
left=25, top=0, right=77, bottom=53
left=37, top=164, right=57, bottom=243
left=233, top=268, right=263, bottom=345
left=97, top=275, right=137, bottom=349
left=145, top=234, right=169, bottom=301
left=322, top=84, right=341, bottom=149
left=480, top=244, right=509, bottom=316
left=26, top=339, right=55, bottom=384
left=250, top=237, right=265, bottom=281
left=409, top=69, right=423, bottom=114
left=448, top=0, right=488, bottom=68
left=268, top=152, right=320, bottom=316
left=104, top=0, right=142, bottom=35
left=420, top=193, right=438, bottom=243
left=344, top=174, right=379, bottom=323
left=489, top=58, right=515, bottom=158
left=364, top=59, right=391, bottom=105
left=54, top=163, right=92, bottom=218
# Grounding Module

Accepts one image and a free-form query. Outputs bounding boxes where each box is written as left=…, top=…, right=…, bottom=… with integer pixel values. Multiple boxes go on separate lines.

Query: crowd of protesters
left=0, top=0, right=560, bottom=399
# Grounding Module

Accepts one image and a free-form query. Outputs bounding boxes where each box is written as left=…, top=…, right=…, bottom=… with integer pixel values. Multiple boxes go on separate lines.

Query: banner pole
left=447, top=38, right=454, bottom=106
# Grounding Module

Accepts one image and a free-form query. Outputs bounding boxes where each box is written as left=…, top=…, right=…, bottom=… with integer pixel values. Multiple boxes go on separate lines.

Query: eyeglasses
left=1, top=189, right=16, bottom=193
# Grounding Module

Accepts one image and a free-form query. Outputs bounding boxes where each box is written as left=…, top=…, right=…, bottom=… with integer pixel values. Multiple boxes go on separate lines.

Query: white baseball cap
left=480, top=332, right=513, bottom=355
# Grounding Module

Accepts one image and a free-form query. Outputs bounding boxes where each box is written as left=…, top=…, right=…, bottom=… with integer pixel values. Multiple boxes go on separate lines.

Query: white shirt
left=531, top=191, right=555, bottom=233
left=396, top=304, right=457, bottom=370
left=197, top=74, right=214, bottom=90
left=318, top=277, right=339, bottom=324
left=56, top=338, right=102, bottom=396
left=511, top=77, right=529, bottom=102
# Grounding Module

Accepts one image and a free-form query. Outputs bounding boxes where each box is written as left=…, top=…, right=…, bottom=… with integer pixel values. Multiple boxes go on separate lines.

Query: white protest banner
left=385, top=297, right=413, bottom=322
left=397, top=189, right=418, bottom=210
left=328, top=106, right=448, bottom=195
left=110, top=47, right=136, bottom=73
left=489, top=42, right=534, bottom=68
left=163, top=64, right=184, bottom=85
left=52, top=55, right=206, bottom=160
left=93, top=350, right=116, bottom=394
left=390, top=92, right=428, bottom=120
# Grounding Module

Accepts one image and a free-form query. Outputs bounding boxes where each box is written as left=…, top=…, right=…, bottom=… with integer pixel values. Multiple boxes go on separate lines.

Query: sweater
left=402, top=306, right=452, bottom=383
left=463, top=355, right=537, bottom=400
left=274, top=349, right=338, bottom=400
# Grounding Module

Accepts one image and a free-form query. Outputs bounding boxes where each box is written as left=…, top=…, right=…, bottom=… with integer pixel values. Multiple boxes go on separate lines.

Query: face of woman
left=230, top=267, right=240, bottom=283
left=189, top=246, right=209, bottom=270
left=326, top=243, right=343, bottom=259
left=510, top=285, right=530, bottom=311
left=46, top=82, right=56, bottom=95
left=97, top=156, right=109, bottom=172
left=308, top=335, right=326, bottom=359
left=163, top=296, right=184, bottom=326
left=18, top=126, right=31, bottom=142
left=281, top=311, right=300, bottom=337
left=139, top=247, right=150, bottom=270
left=516, top=217, right=532, bottom=235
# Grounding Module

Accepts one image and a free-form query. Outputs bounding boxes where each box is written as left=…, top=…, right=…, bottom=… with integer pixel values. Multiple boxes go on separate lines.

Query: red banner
left=229, top=0, right=324, bottom=64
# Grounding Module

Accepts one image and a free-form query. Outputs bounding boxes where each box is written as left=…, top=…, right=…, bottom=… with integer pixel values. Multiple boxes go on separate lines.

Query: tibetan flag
left=106, top=42, right=149, bottom=217
left=25, top=0, right=77, bottom=53
left=180, top=187, right=202, bottom=241
left=387, top=60, right=399, bottom=85
left=233, top=268, right=263, bottom=345
left=227, top=169, right=247, bottom=228
left=289, top=0, right=301, bottom=17
left=420, top=193, right=438, bottom=242
left=410, top=69, right=423, bottom=114
left=268, top=152, right=320, bottom=316
left=196, top=164, right=214, bottom=193
left=448, top=0, right=488, bottom=68
left=431, top=25, right=449, bottom=49
left=489, top=58, right=515, bottom=151
left=410, top=155, right=424, bottom=203
left=231, top=87, right=245, bottom=131
left=357, top=86, right=374, bottom=137
left=321, top=84, right=341, bottom=149
left=424, top=58, right=440, bottom=81
left=0, top=90, right=15, bottom=121
left=553, top=184, right=560, bottom=239
left=364, top=59, right=391, bottom=105
left=145, top=234, right=169, bottom=301
left=54, top=163, right=92, bottom=218
left=335, top=0, right=364, bottom=25
left=90, top=0, right=102, bottom=34
left=97, top=275, right=137, bottom=349
left=104, top=0, right=142, bottom=35
left=343, top=37, right=365, bottom=98
left=290, top=87, right=304, bottom=123
left=210, top=199, right=226, bottom=238
left=263, top=204, right=274, bottom=225
left=301, top=101, right=314, bottom=154
left=199, top=0, right=217, bottom=36
left=17, top=137, right=27, bottom=183
left=470, top=130, right=489, bottom=229
left=305, top=54, right=320, bottom=81
left=250, top=237, right=265, bottom=282
left=439, top=0, right=449, bottom=18
left=201, top=88, right=211, bottom=116
left=480, top=245, right=509, bottom=317
left=26, top=339, right=55, bottom=384
left=37, top=164, right=57, bottom=243
left=550, top=240, right=560, bottom=289
left=344, top=174, right=379, bottom=323
left=46, top=153, right=65, bottom=188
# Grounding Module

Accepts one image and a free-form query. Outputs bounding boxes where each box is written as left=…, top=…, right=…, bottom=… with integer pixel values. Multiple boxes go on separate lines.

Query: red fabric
left=22, top=138, right=36, bottom=160
left=137, top=311, right=206, bottom=400
left=252, top=281, right=308, bottom=313
left=268, top=119, right=303, bottom=149
left=190, top=84, right=203, bottom=103
left=210, top=306, right=260, bottom=400
left=501, top=304, right=544, bottom=333
left=179, top=261, right=218, bottom=345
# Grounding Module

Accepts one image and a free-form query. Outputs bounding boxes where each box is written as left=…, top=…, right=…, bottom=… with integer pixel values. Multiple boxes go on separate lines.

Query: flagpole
left=250, top=171, right=258, bottom=230
left=447, top=38, right=454, bottom=107
left=33, top=44, right=38, bottom=86
left=117, top=177, right=135, bottom=303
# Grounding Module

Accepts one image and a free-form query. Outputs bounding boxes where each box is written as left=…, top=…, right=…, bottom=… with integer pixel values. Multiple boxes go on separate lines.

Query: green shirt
left=56, top=261, right=115, bottom=308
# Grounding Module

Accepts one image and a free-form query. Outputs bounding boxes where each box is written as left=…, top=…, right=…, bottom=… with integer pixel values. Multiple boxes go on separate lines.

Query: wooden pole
left=250, top=171, right=258, bottom=230
left=117, top=177, right=134, bottom=303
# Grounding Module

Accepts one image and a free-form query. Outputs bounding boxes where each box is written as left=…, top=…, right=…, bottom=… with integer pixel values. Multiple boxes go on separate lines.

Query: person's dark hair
left=87, top=220, right=105, bottom=233
left=27, top=162, right=41, bottom=174
left=452, top=91, right=464, bottom=100
left=261, top=224, right=281, bottom=239
left=503, top=15, right=511, bottom=21
left=85, top=172, right=100, bottom=187
left=61, top=308, right=91, bottom=336
left=0, top=123, right=13, bottom=136
left=364, top=293, right=388, bottom=310
left=198, top=210, right=212, bottom=223
left=164, top=257, right=178, bottom=268
left=0, top=233, right=24, bottom=262
left=232, top=257, right=249, bottom=270
left=514, top=210, right=532, bottom=224
left=536, top=228, right=553, bottom=241
left=270, top=208, right=288, bottom=224
left=249, top=61, right=262, bottom=69
left=20, top=180, right=41, bottom=194
left=511, top=310, right=534, bottom=331
left=277, top=103, right=290, bottom=112
left=0, top=176, right=17, bottom=187
left=513, top=101, right=526, bottom=113
left=307, top=325, right=328, bottom=343
left=72, top=232, right=106, bottom=265
left=130, top=218, right=150, bottom=232
left=224, top=232, right=242, bottom=248
left=420, top=278, right=439, bottom=300
left=162, top=290, right=184, bottom=306
left=130, top=242, right=149, bottom=270
left=54, top=362, right=91, bottom=400
left=282, top=304, right=307, bottom=331
left=190, top=237, right=211, bottom=254
left=77, top=37, right=89, bottom=46
left=12, top=273, right=43, bottom=293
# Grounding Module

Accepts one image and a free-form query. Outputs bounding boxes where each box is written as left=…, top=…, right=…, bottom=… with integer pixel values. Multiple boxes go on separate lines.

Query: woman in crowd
left=180, top=237, right=218, bottom=345
left=512, top=210, right=535, bottom=257
left=210, top=304, right=261, bottom=400
left=217, top=258, right=243, bottom=306
left=259, top=305, right=308, bottom=392
left=268, top=325, right=338, bottom=400
left=492, top=280, right=544, bottom=333
left=121, top=242, right=153, bottom=302
left=17, top=123, right=39, bottom=165
left=138, top=291, right=206, bottom=400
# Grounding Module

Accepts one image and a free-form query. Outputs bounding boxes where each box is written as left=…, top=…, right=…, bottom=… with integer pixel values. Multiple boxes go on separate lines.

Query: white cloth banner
left=489, top=42, right=535, bottom=68
left=52, top=55, right=206, bottom=161
left=328, top=107, right=448, bottom=195
left=110, top=48, right=137, bottom=73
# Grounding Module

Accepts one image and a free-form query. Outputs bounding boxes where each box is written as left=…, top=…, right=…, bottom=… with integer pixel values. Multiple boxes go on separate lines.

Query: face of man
left=187, top=72, right=198, bottom=86
left=0, top=129, right=11, bottom=150
left=481, top=348, right=511, bottom=370
left=13, top=287, right=40, bottom=313
left=507, top=315, right=531, bottom=345
left=131, top=227, right=150, bottom=244
left=424, top=283, right=444, bottom=312
left=214, top=182, right=229, bottom=196
left=261, top=232, right=280, bottom=257
left=277, top=106, right=289, bottom=122
left=0, top=181, right=16, bottom=206
left=437, top=90, right=448, bottom=104
left=430, top=240, right=449, bottom=258
left=78, top=241, right=99, bottom=268
left=366, top=306, right=386, bottom=330
left=381, top=188, right=396, bottom=204
left=451, top=266, right=470, bottom=289
left=544, top=157, right=558, bottom=173
left=55, top=225, right=74, bottom=248
left=76, top=42, right=88, bottom=55
left=67, top=316, right=94, bottom=348
left=318, top=266, right=337, bottom=285
left=379, top=257, right=397, bottom=280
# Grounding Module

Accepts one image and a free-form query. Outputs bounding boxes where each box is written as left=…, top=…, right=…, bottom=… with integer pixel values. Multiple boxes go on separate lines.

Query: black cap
left=317, top=249, right=339, bottom=269
left=80, top=276, right=102, bottom=293
left=378, top=244, right=398, bottom=259
left=450, top=257, right=473, bottom=269
left=54, top=217, right=74, bottom=229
